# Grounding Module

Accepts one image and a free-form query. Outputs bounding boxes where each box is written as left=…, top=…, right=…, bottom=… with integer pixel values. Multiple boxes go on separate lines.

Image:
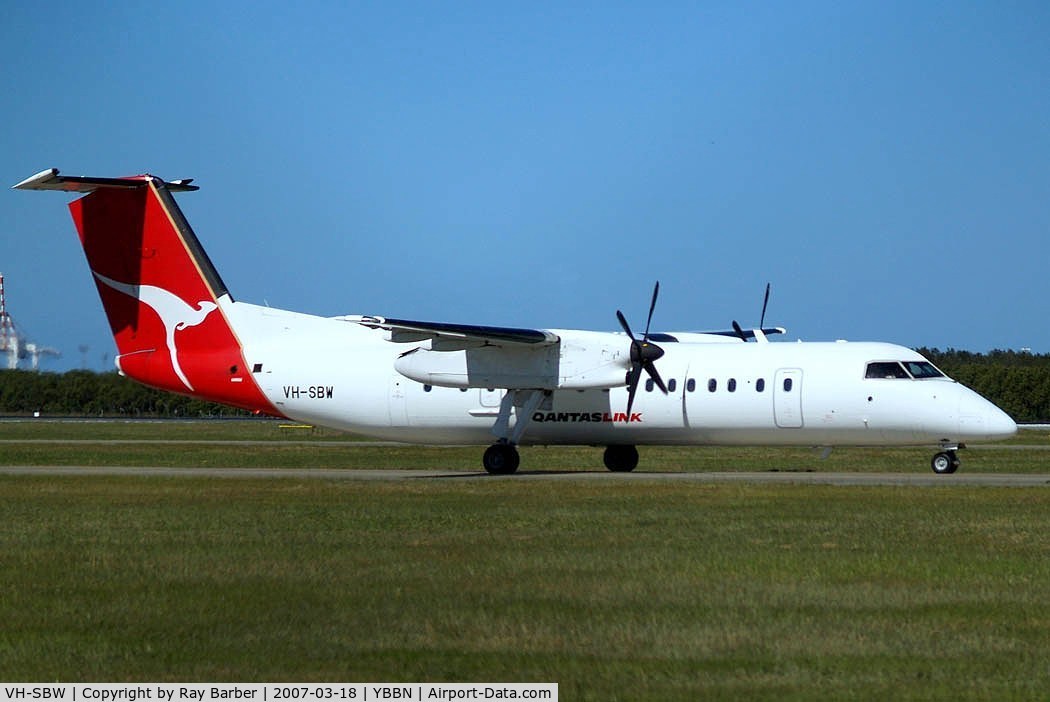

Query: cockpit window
left=865, top=360, right=948, bottom=380
left=865, top=361, right=911, bottom=379
left=903, top=361, right=945, bottom=379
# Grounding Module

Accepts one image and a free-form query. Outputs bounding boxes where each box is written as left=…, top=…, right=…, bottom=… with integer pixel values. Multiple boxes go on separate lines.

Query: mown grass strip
left=0, top=418, right=357, bottom=442
left=0, top=476, right=1047, bottom=700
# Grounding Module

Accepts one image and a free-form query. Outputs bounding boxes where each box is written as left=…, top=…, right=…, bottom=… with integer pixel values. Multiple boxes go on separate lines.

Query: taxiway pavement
left=0, top=466, right=1047, bottom=486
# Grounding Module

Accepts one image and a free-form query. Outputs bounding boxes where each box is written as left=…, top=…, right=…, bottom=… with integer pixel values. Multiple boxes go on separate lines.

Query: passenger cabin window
left=687, top=379, right=696, bottom=392
left=756, top=378, right=765, bottom=392
left=668, top=379, right=677, bottom=392
left=645, top=378, right=654, bottom=392
left=728, top=378, right=737, bottom=392
left=865, top=361, right=912, bottom=379
left=708, top=379, right=717, bottom=392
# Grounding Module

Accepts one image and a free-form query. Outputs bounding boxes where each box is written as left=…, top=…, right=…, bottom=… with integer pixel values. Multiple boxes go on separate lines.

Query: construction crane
left=0, top=272, right=61, bottom=370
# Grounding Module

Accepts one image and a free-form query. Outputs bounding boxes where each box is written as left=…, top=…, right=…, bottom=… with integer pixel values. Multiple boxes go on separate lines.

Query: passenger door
left=773, top=368, right=803, bottom=428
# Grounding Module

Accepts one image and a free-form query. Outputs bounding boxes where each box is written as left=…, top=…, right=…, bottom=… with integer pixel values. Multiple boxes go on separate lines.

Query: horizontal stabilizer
left=13, top=168, right=198, bottom=193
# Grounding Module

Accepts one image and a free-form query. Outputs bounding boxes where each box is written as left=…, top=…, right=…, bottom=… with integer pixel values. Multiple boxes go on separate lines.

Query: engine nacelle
left=393, top=329, right=629, bottom=390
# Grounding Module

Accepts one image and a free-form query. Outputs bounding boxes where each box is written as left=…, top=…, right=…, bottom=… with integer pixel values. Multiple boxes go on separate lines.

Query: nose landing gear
left=931, top=449, right=960, bottom=474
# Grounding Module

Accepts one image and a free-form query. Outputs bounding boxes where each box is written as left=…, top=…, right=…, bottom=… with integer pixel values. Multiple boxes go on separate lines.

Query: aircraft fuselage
left=228, top=301, right=1015, bottom=448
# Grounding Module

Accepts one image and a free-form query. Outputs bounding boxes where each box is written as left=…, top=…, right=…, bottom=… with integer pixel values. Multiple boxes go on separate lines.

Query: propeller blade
left=644, top=361, right=668, bottom=394
left=643, top=281, right=660, bottom=339
left=732, top=320, right=748, bottom=343
left=616, top=310, right=635, bottom=340
left=760, top=283, right=771, bottom=330
left=624, top=362, right=644, bottom=416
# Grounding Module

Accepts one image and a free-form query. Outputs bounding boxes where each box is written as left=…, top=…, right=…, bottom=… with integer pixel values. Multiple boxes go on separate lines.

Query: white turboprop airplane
left=15, top=168, right=1017, bottom=474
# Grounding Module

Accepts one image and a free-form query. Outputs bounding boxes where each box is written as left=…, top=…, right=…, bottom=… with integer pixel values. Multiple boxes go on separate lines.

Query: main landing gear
left=603, top=445, right=639, bottom=472
left=483, top=389, right=547, bottom=475
left=482, top=442, right=641, bottom=475
left=931, top=449, right=961, bottom=475
left=483, top=443, right=520, bottom=475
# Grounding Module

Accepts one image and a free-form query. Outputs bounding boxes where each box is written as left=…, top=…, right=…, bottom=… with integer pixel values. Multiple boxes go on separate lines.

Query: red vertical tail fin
left=15, top=169, right=278, bottom=414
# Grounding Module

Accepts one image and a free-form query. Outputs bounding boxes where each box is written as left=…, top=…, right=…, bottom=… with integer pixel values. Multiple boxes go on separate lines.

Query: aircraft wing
left=698, top=326, right=787, bottom=341
left=346, top=315, right=560, bottom=350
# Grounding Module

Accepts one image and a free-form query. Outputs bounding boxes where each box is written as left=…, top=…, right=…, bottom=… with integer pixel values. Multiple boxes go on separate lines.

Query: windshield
left=865, top=360, right=947, bottom=380
left=903, top=361, right=945, bottom=379
left=865, top=362, right=910, bottom=379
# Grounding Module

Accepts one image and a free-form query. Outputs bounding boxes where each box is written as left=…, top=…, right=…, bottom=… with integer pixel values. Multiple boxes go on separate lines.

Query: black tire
left=603, top=444, right=639, bottom=472
left=931, top=451, right=957, bottom=475
left=483, top=444, right=520, bottom=475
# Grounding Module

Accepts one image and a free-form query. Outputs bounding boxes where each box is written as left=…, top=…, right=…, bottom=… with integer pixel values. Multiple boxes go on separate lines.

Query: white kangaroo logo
left=93, top=272, right=218, bottom=391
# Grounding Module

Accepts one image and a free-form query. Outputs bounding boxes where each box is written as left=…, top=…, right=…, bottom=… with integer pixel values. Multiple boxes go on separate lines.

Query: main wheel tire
left=603, top=444, right=639, bottom=472
left=483, top=444, right=520, bottom=475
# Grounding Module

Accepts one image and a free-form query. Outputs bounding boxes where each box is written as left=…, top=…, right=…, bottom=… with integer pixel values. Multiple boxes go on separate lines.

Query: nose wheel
left=931, top=450, right=960, bottom=474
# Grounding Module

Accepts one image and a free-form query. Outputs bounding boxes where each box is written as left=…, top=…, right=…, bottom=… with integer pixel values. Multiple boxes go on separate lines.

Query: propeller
left=616, top=281, right=668, bottom=416
left=759, top=282, right=771, bottom=330
left=732, top=282, right=773, bottom=342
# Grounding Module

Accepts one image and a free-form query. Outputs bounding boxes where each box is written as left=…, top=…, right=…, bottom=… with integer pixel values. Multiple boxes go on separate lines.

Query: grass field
left=0, top=420, right=1048, bottom=699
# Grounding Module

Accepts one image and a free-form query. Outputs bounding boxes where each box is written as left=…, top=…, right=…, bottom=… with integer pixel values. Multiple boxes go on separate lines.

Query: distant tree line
left=2, top=350, right=1050, bottom=422
left=0, top=370, right=248, bottom=417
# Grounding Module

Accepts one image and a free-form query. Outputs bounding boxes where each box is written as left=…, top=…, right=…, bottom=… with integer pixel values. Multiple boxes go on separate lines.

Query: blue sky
left=3, top=2, right=1048, bottom=371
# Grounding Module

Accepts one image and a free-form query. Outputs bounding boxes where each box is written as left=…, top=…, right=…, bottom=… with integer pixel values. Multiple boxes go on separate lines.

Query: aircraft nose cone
left=957, top=386, right=1017, bottom=441
left=985, top=404, right=1018, bottom=440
